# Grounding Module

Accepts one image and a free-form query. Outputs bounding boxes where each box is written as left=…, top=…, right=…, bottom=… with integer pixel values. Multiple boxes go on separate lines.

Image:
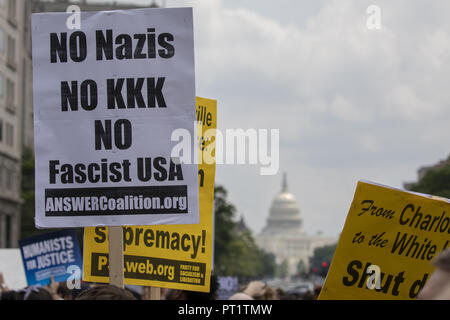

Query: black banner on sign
left=91, top=253, right=206, bottom=285
left=44, top=185, right=188, bottom=216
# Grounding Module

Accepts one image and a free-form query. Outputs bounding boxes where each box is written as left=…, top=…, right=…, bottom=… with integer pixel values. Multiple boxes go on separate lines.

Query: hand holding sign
left=0, top=272, right=9, bottom=293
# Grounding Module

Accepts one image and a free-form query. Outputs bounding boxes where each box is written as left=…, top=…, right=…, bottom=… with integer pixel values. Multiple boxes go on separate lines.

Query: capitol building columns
left=256, top=173, right=337, bottom=277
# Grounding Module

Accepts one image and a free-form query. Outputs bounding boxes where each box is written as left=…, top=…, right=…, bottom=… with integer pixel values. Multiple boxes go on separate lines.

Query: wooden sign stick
left=108, top=226, right=124, bottom=288
left=150, top=287, right=161, bottom=300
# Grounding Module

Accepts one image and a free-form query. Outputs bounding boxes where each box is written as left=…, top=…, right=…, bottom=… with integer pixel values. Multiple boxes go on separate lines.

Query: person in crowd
left=56, top=282, right=76, bottom=300
left=165, top=274, right=219, bottom=300
left=160, top=287, right=168, bottom=300
left=299, top=290, right=315, bottom=300
left=75, top=284, right=137, bottom=300
left=56, top=282, right=90, bottom=300
left=141, top=286, right=168, bottom=300
left=228, top=280, right=266, bottom=300
left=417, top=247, right=450, bottom=300
left=313, top=285, right=322, bottom=299
left=45, top=277, right=64, bottom=300
left=0, top=272, right=9, bottom=299
left=14, top=286, right=54, bottom=300
left=275, top=288, right=285, bottom=300
left=0, top=290, right=17, bottom=300
left=125, top=286, right=142, bottom=300
left=0, top=272, right=55, bottom=300
left=260, top=285, right=280, bottom=300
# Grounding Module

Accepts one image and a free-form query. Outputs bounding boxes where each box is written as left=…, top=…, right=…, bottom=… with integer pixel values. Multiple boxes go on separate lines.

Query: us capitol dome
left=261, top=174, right=303, bottom=235
left=256, top=173, right=337, bottom=276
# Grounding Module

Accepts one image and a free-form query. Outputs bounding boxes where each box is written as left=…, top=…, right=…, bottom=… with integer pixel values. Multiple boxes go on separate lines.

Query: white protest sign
left=0, top=249, right=27, bottom=290
left=32, top=8, right=199, bottom=228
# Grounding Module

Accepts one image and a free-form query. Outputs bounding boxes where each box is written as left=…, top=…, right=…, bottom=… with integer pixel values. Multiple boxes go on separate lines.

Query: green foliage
left=409, top=165, right=450, bottom=199
left=213, top=185, right=236, bottom=267
left=297, top=259, right=306, bottom=274
left=275, top=259, right=288, bottom=278
left=20, top=148, right=84, bottom=243
left=309, top=243, right=337, bottom=276
left=20, top=147, right=42, bottom=239
left=20, top=152, right=274, bottom=276
left=213, top=185, right=276, bottom=281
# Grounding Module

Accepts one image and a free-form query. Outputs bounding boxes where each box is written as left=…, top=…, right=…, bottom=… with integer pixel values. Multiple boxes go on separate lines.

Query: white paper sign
left=32, top=8, right=199, bottom=228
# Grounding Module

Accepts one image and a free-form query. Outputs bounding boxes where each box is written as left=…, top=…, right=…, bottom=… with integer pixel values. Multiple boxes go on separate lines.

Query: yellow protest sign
left=82, top=97, right=217, bottom=292
left=319, top=180, right=450, bottom=300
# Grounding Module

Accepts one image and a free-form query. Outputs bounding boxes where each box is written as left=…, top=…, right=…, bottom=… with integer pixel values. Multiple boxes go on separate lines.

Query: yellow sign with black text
left=82, top=97, right=217, bottom=292
left=319, top=181, right=450, bottom=300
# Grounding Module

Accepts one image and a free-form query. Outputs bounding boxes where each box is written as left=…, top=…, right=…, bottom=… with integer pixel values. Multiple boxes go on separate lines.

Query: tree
left=275, top=259, right=288, bottom=278
left=409, top=165, right=450, bottom=198
left=20, top=147, right=41, bottom=239
left=213, top=185, right=236, bottom=271
left=20, top=148, right=84, bottom=243
left=309, top=243, right=337, bottom=277
left=297, top=259, right=307, bottom=275
left=259, top=250, right=276, bottom=279
left=213, top=185, right=276, bottom=280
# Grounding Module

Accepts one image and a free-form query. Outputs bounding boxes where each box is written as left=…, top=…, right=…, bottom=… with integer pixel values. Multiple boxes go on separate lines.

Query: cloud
left=161, top=0, right=450, bottom=235
left=359, top=133, right=382, bottom=153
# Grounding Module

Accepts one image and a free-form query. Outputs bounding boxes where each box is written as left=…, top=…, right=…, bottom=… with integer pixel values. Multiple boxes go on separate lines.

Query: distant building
left=22, top=0, right=163, bottom=149
left=26, top=0, right=160, bottom=148
left=256, top=174, right=337, bottom=277
left=404, top=154, right=450, bottom=190
left=32, top=0, right=159, bottom=13
left=236, top=214, right=251, bottom=234
left=0, top=0, right=28, bottom=248
left=0, top=0, right=162, bottom=247
left=27, top=0, right=159, bottom=142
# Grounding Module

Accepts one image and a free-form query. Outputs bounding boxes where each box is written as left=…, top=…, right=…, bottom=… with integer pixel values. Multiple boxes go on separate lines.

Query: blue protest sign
left=19, top=229, right=82, bottom=286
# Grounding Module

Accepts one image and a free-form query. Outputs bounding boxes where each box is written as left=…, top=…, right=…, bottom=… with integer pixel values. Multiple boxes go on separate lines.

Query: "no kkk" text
left=61, top=78, right=167, bottom=111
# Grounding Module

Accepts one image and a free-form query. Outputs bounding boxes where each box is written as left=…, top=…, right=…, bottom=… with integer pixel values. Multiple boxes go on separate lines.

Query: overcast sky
left=96, top=0, right=450, bottom=236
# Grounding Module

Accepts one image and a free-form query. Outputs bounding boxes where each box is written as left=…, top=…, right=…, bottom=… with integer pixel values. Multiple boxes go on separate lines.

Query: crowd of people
left=0, top=276, right=317, bottom=301
left=1, top=248, right=449, bottom=300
